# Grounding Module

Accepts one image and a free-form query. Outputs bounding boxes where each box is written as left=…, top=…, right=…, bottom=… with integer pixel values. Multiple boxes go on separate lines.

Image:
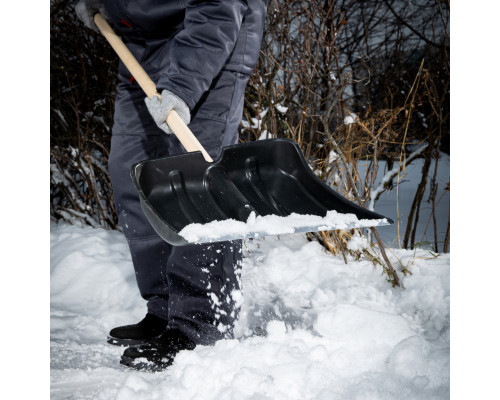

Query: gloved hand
left=75, top=0, right=109, bottom=32
left=145, top=90, right=191, bottom=135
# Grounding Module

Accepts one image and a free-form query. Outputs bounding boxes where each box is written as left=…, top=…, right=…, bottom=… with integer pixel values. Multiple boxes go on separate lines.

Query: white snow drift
left=51, top=222, right=449, bottom=399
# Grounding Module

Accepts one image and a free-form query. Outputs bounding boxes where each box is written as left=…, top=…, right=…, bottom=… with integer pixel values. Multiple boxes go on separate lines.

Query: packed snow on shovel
left=179, top=210, right=389, bottom=243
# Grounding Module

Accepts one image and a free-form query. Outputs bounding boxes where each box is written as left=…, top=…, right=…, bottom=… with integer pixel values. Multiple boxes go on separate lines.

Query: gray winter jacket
left=102, top=0, right=267, bottom=110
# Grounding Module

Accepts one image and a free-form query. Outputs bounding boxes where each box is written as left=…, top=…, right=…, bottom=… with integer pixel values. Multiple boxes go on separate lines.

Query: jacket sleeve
left=156, top=0, right=249, bottom=110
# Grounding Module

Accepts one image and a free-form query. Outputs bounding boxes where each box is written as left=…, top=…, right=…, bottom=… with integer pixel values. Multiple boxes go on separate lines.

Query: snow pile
left=258, top=130, right=269, bottom=140
left=343, top=113, right=358, bottom=125
left=241, top=108, right=268, bottom=131
left=51, top=222, right=449, bottom=399
left=275, top=103, right=288, bottom=114
left=179, top=210, right=389, bottom=243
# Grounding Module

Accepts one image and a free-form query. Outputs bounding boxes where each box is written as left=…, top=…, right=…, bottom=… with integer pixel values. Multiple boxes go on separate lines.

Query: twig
left=370, top=227, right=401, bottom=288
left=443, top=211, right=450, bottom=253
left=368, top=143, right=428, bottom=211
left=323, top=129, right=401, bottom=287
left=403, top=145, right=432, bottom=249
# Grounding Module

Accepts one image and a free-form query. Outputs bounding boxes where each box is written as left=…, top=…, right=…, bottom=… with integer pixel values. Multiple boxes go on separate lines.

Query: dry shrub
left=241, top=0, right=449, bottom=276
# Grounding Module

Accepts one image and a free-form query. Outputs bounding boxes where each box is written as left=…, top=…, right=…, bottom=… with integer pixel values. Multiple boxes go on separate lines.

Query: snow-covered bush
left=241, top=0, right=450, bottom=257
left=51, top=146, right=117, bottom=229
left=51, top=0, right=118, bottom=229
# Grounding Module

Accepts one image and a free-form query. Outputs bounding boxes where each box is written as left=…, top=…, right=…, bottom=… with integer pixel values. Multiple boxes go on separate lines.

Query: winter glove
left=75, top=0, right=109, bottom=32
left=145, top=90, right=191, bottom=135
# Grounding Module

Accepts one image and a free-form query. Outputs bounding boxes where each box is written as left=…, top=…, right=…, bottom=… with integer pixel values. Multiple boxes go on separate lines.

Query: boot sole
left=120, top=355, right=170, bottom=372
left=107, top=335, right=162, bottom=347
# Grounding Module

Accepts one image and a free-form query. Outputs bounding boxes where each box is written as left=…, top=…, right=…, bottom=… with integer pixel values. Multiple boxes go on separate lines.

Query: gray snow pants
left=108, top=61, right=250, bottom=345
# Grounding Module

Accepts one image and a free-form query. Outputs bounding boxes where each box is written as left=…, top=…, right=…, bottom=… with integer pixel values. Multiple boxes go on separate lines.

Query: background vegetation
left=51, top=0, right=450, bottom=285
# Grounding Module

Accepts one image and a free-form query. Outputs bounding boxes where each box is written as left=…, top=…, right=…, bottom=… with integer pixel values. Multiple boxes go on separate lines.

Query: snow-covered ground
left=51, top=220, right=449, bottom=399
left=48, top=154, right=452, bottom=399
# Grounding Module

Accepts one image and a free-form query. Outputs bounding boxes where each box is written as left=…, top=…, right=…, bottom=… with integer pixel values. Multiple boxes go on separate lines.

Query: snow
left=258, top=130, right=269, bottom=140
left=343, top=113, right=358, bottom=125
left=47, top=148, right=453, bottom=398
left=51, top=222, right=450, bottom=399
left=346, top=233, right=371, bottom=251
left=368, top=143, right=429, bottom=211
left=328, top=149, right=339, bottom=163
left=179, top=210, right=389, bottom=243
left=241, top=108, right=269, bottom=131
left=371, top=154, right=449, bottom=248
left=344, top=115, right=355, bottom=125
left=275, top=104, right=288, bottom=114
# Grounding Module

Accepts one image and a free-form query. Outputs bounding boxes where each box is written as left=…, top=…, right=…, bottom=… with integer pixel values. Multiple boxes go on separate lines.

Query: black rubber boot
left=107, top=313, right=168, bottom=346
left=120, top=328, right=196, bottom=371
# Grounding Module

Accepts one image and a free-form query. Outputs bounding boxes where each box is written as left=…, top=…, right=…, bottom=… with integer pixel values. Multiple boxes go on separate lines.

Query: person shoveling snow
left=76, top=0, right=269, bottom=371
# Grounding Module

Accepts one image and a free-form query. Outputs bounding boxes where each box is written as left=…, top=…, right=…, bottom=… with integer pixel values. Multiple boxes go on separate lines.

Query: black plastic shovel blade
left=131, top=138, right=393, bottom=245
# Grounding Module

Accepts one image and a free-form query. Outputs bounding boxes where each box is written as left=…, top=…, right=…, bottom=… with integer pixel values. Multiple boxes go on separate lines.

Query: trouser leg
left=108, top=126, right=173, bottom=320
left=166, top=241, right=243, bottom=345
left=109, top=69, right=250, bottom=344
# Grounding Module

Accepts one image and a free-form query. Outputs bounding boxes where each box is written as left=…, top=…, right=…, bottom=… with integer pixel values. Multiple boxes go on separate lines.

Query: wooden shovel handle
left=93, top=13, right=213, bottom=162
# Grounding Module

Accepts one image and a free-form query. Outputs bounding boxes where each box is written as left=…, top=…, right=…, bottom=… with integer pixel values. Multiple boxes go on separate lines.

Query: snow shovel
left=95, top=14, right=393, bottom=246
